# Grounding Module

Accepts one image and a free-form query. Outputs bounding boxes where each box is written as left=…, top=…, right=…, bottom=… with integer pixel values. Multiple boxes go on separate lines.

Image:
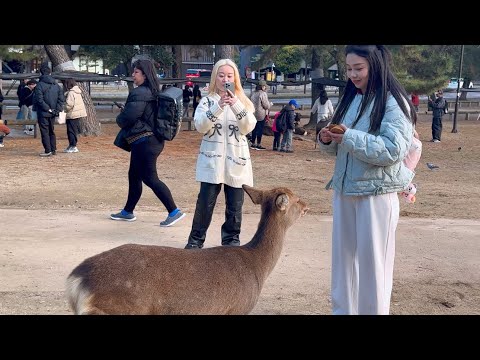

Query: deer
left=65, top=185, right=309, bottom=315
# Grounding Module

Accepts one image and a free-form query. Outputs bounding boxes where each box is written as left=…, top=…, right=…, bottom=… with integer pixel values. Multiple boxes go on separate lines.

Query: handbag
left=57, top=111, right=67, bottom=124
left=113, top=128, right=131, bottom=152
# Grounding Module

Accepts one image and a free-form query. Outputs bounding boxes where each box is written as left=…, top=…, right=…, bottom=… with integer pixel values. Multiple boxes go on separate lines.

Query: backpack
left=275, top=107, right=288, bottom=133
left=444, top=99, right=449, bottom=114
left=153, top=86, right=183, bottom=141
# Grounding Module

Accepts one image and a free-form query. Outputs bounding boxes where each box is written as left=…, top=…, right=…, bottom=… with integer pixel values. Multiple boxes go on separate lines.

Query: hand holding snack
left=327, top=123, right=347, bottom=144
left=327, top=124, right=346, bottom=134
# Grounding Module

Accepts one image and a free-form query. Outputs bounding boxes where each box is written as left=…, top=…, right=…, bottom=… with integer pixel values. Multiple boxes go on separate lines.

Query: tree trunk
left=124, top=61, right=134, bottom=93
left=332, top=45, right=346, bottom=98
left=307, top=47, right=325, bottom=129
left=44, top=45, right=101, bottom=136
left=215, top=45, right=235, bottom=63
left=169, top=45, right=183, bottom=88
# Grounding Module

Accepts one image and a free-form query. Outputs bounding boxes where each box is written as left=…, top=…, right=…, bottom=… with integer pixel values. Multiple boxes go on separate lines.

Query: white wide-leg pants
left=331, top=191, right=399, bottom=315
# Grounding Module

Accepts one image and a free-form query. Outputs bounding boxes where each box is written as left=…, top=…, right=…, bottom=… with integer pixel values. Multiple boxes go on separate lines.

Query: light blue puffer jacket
left=320, top=93, right=414, bottom=196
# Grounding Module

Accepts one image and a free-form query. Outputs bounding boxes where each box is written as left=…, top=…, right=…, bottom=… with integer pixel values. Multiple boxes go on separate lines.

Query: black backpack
left=275, top=107, right=288, bottom=133
left=153, top=86, right=183, bottom=141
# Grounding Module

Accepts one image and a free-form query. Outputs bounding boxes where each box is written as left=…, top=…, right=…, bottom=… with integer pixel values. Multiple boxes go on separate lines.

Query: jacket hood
left=39, top=74, right=57, bottom=84
left=70, top=85, right=82, bottom=94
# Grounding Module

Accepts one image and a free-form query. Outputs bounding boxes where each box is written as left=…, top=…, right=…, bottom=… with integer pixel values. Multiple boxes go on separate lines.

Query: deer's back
left=66, top=244, right=263, bottom=315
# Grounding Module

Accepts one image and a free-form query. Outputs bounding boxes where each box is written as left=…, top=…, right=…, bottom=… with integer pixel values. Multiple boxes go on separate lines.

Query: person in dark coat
left=279, top=99, right=298, bottom=153
left=110, top=59, right=186, bottom=227
left=192, top=83, right=202, bottom=117
left=33, top=64, right=65, bottom=156
left=427, top=89, right=446, bottom=142
left=19, top=80, right=37, bottom=134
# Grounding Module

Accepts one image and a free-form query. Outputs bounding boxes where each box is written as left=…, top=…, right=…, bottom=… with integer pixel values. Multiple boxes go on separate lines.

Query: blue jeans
left=280, top=129, right=293, bottom=150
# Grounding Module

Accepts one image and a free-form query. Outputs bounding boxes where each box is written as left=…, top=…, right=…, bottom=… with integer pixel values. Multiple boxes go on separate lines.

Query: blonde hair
left=208, top=58, right=254, bottom=113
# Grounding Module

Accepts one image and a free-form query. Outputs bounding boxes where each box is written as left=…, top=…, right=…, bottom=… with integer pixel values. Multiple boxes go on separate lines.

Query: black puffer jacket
left=33, top=75, right=65, bottom=118
left=286, top=108, right=296, bottom=130
left=429, top=97, right=446, bottom=118
left=116, top=83, right=157, bottom=140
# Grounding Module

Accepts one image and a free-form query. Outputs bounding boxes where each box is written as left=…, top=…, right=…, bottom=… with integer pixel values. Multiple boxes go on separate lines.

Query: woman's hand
left=328, top=124, right=348, bottom=144
left=320, top=124, right=348, bottom=144
left=223, top=90, right=237, bottom=106
left=319, top=126, right=333, bottom=144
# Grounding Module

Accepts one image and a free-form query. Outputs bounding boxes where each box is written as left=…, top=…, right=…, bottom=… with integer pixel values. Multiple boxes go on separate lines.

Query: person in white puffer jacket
left=63, top=78, right=87, bottom=153
left=184, top=58, right=257, bottom=249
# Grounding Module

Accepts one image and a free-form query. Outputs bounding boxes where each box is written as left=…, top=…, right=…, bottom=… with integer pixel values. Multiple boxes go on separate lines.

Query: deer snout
left=299, top=200, right=309, bottom=216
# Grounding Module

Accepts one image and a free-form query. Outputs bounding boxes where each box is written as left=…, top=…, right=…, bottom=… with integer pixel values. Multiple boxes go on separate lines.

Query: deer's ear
left=243, top=185, right=263, bottom=205
left=275, top=193, right=289, bottom=211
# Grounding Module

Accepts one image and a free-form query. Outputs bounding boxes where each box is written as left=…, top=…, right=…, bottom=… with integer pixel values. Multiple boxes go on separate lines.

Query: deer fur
left=65, top=185, right=309, bottom=315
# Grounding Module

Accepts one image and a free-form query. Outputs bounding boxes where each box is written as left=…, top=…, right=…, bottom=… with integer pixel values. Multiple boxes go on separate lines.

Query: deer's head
left=243, top=185, right=309, bottom=227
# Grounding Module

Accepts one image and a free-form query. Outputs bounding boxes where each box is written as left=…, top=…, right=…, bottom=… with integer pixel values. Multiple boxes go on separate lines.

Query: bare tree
left=215, top=45, right=235, bottom=62
left=306, top=46, right=326, bottom=128
left=44, top=45, right=100, bottom=136
left=171, top=45, right=183, bottom=87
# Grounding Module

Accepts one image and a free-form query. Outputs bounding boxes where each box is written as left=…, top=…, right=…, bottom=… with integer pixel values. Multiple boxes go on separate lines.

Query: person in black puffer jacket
left=427, top=89, right=446, bottom=142
left=110, top=59, right=186, bottom=227
left=32, top=64, right=65, bottom=156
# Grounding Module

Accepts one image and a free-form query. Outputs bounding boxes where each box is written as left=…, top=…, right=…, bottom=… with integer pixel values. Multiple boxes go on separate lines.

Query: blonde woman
left=185, top=58, right=257, bottom=249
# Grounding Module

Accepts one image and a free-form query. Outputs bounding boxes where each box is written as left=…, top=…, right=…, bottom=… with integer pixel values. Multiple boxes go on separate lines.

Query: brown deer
left=65, top=185, right=309, bottom=315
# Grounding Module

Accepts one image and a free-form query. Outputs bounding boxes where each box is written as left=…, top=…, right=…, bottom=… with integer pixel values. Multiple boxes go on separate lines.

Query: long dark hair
left=132, top=59, right=160, bottom=97
left=63, top=78, right=77, bottom=91
left=319, top=89, right=328, bottom=105
left=331, top=45, right=417, bottom=133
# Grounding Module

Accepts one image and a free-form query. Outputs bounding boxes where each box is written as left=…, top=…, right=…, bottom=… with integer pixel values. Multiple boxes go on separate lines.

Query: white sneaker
left=0, top=143, right=4, bottom=148
left=70, top=146, right=79, bottom=153
left=64, top=147, right=72, bottom=153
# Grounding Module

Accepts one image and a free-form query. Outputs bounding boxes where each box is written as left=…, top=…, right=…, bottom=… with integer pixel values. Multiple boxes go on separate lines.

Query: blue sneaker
left=110, top=211, right=136, bottom=222
left=160, top=211, right=186, bottom=227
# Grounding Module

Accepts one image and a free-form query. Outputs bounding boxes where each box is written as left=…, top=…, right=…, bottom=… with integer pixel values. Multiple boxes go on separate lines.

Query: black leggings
left=124, top=135, right=177, bottom=214
left=251, top=119, right=265, bottom=145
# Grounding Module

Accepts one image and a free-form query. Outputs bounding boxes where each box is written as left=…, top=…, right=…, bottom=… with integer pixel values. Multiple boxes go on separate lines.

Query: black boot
left=184, top=242, right=203, bottom=249
left=221, top=185, right=243, bottom=247
left=185, top=182, right=221, bottom=250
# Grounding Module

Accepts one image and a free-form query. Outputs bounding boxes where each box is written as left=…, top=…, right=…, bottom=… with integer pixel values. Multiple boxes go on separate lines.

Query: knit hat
left=259, top=80, right=267, bottom=87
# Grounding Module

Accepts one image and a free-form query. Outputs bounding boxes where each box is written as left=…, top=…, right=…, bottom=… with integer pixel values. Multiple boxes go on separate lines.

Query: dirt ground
left=0, top=108, right=479, bottom=315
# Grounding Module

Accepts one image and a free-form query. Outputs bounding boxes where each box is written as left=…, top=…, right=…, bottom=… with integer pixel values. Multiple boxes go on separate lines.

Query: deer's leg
left=221, top=185, right=244, bottom=246
left=186, top=182, right=222, bottom=248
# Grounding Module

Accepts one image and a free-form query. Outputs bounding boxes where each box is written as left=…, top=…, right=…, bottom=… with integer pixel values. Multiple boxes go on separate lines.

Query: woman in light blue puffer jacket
left=319, top=45, right=417, bottom=315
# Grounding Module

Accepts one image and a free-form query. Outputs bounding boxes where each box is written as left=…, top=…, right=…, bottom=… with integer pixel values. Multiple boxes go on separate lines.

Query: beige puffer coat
left=65, top=86, right=87, bottom=119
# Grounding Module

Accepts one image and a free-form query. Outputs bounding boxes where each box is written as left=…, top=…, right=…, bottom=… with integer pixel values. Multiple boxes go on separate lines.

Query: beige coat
left=65, top=86, right=87, bottom=119
left=250, top=90, right=272, bottom=121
